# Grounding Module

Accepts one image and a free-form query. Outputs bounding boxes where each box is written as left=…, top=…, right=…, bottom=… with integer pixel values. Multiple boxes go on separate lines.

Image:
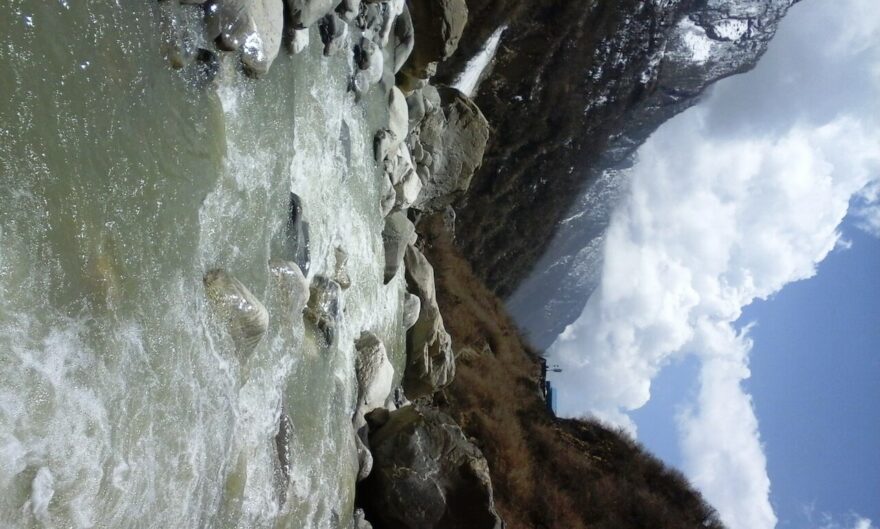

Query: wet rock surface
left=361, top=405, right=502, bottom=529
left=305, top=275, right=342, bottom=346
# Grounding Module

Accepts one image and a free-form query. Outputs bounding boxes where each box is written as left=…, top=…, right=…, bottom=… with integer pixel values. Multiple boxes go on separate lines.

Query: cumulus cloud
left=547, top=1, right=879, bottom=528
left=551, top=113, right=880, bottom=527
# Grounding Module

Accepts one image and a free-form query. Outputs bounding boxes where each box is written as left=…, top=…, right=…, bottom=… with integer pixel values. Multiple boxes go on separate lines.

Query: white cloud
left=808, top=509, right=878, bottom=529
left=547, top=2, right=880, bottom=528
left=549, top=112, right=880, bottom=529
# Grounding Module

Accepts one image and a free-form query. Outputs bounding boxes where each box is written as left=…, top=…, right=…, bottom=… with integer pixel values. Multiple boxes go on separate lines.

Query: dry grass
left=418, top=215, right=725, bottom=529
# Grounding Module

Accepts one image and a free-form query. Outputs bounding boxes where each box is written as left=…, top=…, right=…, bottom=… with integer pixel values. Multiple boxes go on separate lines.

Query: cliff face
left=441, top=0, right=799, bottom=349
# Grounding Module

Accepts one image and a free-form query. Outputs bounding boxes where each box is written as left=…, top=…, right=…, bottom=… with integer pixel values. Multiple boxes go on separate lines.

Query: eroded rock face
left=408, top=86, right=489, bottom=213
left=402, top=292, right=420, bottom=330
left=402, top=245, right=454, bottom=398
left=397, top=0, right=468, bottom=91
left=363, top=405, right=503, bottom=529
left=382, top=212, right=417, bottom=284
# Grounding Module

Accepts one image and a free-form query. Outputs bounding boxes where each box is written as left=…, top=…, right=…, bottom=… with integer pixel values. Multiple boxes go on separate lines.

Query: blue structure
left=544, top=381, right=558, bottom=416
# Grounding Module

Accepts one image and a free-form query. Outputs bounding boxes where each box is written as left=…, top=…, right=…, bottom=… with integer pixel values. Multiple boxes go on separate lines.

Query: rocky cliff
left=440, top=0, right=799, bottom=349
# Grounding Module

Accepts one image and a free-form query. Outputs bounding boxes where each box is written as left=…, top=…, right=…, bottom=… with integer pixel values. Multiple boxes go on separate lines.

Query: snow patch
left=711, top=19, right=749, bottom=41
left=679, top=18, right=713, bottom=63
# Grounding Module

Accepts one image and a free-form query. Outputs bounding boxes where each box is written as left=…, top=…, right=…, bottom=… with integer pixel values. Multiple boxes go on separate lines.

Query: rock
left=204, top=269, right=270, bottom=357
left=336, top=0, right=361, bottom=22
left=410, top=86, right=489, bottom=212
left=402, top=292, right=420, bottom=330
left=363, top=405, right=503, bottom=529
left=365, top=407, right=391, bottom=430
left=353, top=508, right=373, bottom=529
left=397, top=0, right=468, bottom=91
left=373, top=129, right=395, bottom=163
left=379, top=174, right=396, bottom=217
left=318, top=12, right=348, bottom=56
left=354, top=37, right=384, bottom=86
left=288, top=27, right=310, bottom=54
left=388, top=86, right=409, bottom=155
left=207, top=0, right=285, bottom=76
left=382, top=212, right=417, bottom=284
left=402, top=245, right=454, bottom=398
left=333, top=247, right=352, bottom=290
left=239, top=0, right=285, bottom=77
left=394, top=163, right=423, bottom=211
left=285, top=192, right=311, bottom=274
left=304, top=275, right=342, bottom=347
left=194, top=48, right=222, bottom=85
left=274, top=405, right=293, bottom=503
left=268, top=259, right=310, bottom=315
left=283, top=0, right=338, bottom=29
left=158, top=1, right=198, bottom=69
left=354, top=428, right=373, bottom=482
left=390, top=5, right=414, bottom=74
left=355, top=332, right=394, bottom=417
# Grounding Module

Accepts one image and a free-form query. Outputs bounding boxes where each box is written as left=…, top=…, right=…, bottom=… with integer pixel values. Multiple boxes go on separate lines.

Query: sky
left=547, top=1, right=880, bottom=528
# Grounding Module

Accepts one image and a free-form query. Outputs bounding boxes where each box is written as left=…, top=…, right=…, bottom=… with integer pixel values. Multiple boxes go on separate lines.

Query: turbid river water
left=0, top=2, right=406, bottom=527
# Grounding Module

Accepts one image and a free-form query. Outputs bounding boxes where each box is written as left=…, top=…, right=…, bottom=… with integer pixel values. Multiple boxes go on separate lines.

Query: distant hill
left=418, top=215, right=725, bottom=529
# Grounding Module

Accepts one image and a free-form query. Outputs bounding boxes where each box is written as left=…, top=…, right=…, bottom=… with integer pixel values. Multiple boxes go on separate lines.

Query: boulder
left=402, top=292, right=420, bottom=330
left=355, top=37, right=384, bottom=86
left=410, top=86, right=489, bottom=212
left=203, top=269, right=269, bottom=357
left=382, top=212, right=417, bottom=284
left=373, top=129, right=395, bottom=163
left=285, top=192, right=311, bottom=274
left=206, top=0, right=284, bottom=75
left=337, top=0, right=360, bottom=21
left=394, top=164, right=423, bottom=211
left=388, top=86, right=409, bottom=154
left=354, top=428, right=373, bottom=482
left=390, top=5, right=414, bottom=74
left=353, top=508, right=373, bottom=529
left=288, top=27, right=310, bottom=54
left=377, top=173, right=395, bottom=218
left=402, top=245, right=454, bottom=398
left=239, top=0, right=285, bottom=77
left=283, top=0, right=338, bottom=29
left=354, top=332, right=395, bottom=417
left=268, top=259, right=310, bottom=315
left=397, top=0, right=467, bottom=91
left=319, top=12, right=348, bottom=56
left=305, top=275, right=342, bottom=346
left=363, top=405, right=503, bottom=529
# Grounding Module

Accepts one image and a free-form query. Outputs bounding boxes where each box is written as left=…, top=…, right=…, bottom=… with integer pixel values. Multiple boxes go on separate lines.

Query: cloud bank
left=549, top=1, right=880, bottom=528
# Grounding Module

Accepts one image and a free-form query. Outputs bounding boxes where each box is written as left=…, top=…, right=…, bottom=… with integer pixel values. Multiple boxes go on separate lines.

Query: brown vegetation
left=417, top=215, right=725, bottom=529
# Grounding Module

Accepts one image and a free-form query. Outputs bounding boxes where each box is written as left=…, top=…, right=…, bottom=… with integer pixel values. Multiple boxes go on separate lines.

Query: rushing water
left=0, top=2, right=407, bottom=527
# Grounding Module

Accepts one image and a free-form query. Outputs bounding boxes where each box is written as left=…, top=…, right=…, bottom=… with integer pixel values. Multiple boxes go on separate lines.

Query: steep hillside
left=437, top=0, right=799, bottom=348
left=417, top=216, right=725, bottom=529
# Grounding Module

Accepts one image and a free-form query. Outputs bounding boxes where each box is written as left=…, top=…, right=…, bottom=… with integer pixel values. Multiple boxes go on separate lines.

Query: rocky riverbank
left=157, top=1, right=500, bottom=527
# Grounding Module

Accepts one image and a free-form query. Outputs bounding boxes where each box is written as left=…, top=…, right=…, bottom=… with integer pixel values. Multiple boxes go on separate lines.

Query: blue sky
left=632, top=220, right=880, bottom=528
left=548, top=0, right=880, bottom=527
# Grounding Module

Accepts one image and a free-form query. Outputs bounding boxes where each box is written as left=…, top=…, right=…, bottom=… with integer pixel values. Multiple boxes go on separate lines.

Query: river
left=0, top=2, right=406, bottom=527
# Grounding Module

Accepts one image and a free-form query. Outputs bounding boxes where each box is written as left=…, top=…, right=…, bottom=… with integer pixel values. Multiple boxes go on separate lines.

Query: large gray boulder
left=206, top=0, right=285, bottom=76
left=402, top=245, right=454, bottom=398
left=355, top=332, right=395, bottom=418
left=363, top=405, right=503, bottom=529
left=409, top=86, right=489, bottom=212
left=382, top=212, right=417, bottom=284
left=397, top=0, right=467, bottom=91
